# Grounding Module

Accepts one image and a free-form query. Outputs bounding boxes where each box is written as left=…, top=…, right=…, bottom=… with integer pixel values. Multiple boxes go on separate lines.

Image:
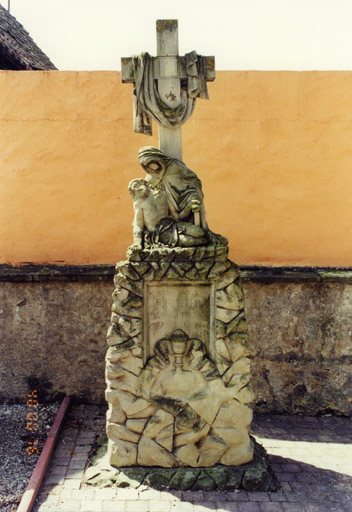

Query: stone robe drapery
left=131, top=52, right=209, bottom=136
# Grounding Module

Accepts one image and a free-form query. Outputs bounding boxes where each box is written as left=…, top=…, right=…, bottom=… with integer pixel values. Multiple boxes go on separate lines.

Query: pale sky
left=6, top=0, right=352, bottom=71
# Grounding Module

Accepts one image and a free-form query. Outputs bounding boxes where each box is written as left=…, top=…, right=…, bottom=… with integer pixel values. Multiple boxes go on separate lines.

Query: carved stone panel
left=144, top=282, right=213, bottom=360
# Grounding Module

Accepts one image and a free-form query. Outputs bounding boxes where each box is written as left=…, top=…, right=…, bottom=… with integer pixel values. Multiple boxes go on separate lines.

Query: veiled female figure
left=138, top=146, right=208, bottom=230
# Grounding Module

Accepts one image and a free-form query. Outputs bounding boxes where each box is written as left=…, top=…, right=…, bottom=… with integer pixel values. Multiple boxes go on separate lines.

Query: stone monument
left=100, top=20, right=274, bottom=491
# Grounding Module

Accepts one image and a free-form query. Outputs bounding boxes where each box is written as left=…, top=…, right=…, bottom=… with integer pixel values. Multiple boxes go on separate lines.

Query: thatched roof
left=0, top=4, right=57, bottom=70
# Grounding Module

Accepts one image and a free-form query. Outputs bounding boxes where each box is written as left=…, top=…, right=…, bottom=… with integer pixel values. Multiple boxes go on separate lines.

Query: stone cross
left=121, top=20, right=215, bottom=160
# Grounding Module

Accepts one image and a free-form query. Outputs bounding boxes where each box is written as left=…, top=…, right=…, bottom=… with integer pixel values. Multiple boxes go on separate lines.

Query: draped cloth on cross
left=132, top=51, right=210, bottom=136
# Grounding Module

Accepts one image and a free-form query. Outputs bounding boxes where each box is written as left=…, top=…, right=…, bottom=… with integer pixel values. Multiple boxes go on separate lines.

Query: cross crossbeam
left=121, top=20, right=215, bottom=160
left=121, top=55, right=215, bottom=84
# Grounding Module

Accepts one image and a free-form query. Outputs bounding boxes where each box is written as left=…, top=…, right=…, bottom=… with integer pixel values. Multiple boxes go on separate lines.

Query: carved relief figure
left=138, top=146, right=207, bottom=228
left=128, top=178, right=168, bottom=249
left=128, top=178, right=208, bottom=249
left=128, top=146, right=227, bottom=250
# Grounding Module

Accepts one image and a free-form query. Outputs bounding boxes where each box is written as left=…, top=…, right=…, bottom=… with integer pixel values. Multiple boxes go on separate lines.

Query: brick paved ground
left=32, top=405, right=352, bottom=512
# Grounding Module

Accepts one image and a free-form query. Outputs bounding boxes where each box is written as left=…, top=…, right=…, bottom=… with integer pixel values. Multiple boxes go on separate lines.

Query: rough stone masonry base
left=106, top=245, right=254, bottom=468
left=84, top=436, right=277, bottom=492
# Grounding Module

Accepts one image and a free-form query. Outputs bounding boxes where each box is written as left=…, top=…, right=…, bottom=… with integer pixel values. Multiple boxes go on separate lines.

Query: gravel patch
left=0, top=403, right=60, bottom=512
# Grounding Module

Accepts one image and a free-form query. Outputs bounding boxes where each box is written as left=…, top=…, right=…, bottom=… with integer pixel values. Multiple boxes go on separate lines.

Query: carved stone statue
left=102, top=19, right=264, bottom=485
left=128, top=146, right=227, bottom=251
left=138, top=146, right=207, bottom=227
left=128, top=177, right=208, bottom=249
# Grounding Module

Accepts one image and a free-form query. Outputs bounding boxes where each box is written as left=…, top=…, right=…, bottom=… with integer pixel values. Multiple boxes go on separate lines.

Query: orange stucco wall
left=1, top=70, right=352, bottom=266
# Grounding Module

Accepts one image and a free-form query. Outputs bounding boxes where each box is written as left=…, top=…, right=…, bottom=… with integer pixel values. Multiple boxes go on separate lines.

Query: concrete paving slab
left=32, top=405, right=352, bottom=512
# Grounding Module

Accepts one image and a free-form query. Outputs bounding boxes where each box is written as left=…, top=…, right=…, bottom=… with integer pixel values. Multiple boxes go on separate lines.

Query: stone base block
left=84, top=437, right=277, bottom=492
left=106, top=249, right=255, bottom=468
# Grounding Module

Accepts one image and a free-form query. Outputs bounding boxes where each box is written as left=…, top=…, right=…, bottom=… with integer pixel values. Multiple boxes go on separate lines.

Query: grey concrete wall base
left=1, top=265, right=351, bottom=415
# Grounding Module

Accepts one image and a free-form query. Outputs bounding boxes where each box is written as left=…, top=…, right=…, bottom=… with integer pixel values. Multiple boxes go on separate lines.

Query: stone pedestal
left=105, top=245, right=254, bottom=467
